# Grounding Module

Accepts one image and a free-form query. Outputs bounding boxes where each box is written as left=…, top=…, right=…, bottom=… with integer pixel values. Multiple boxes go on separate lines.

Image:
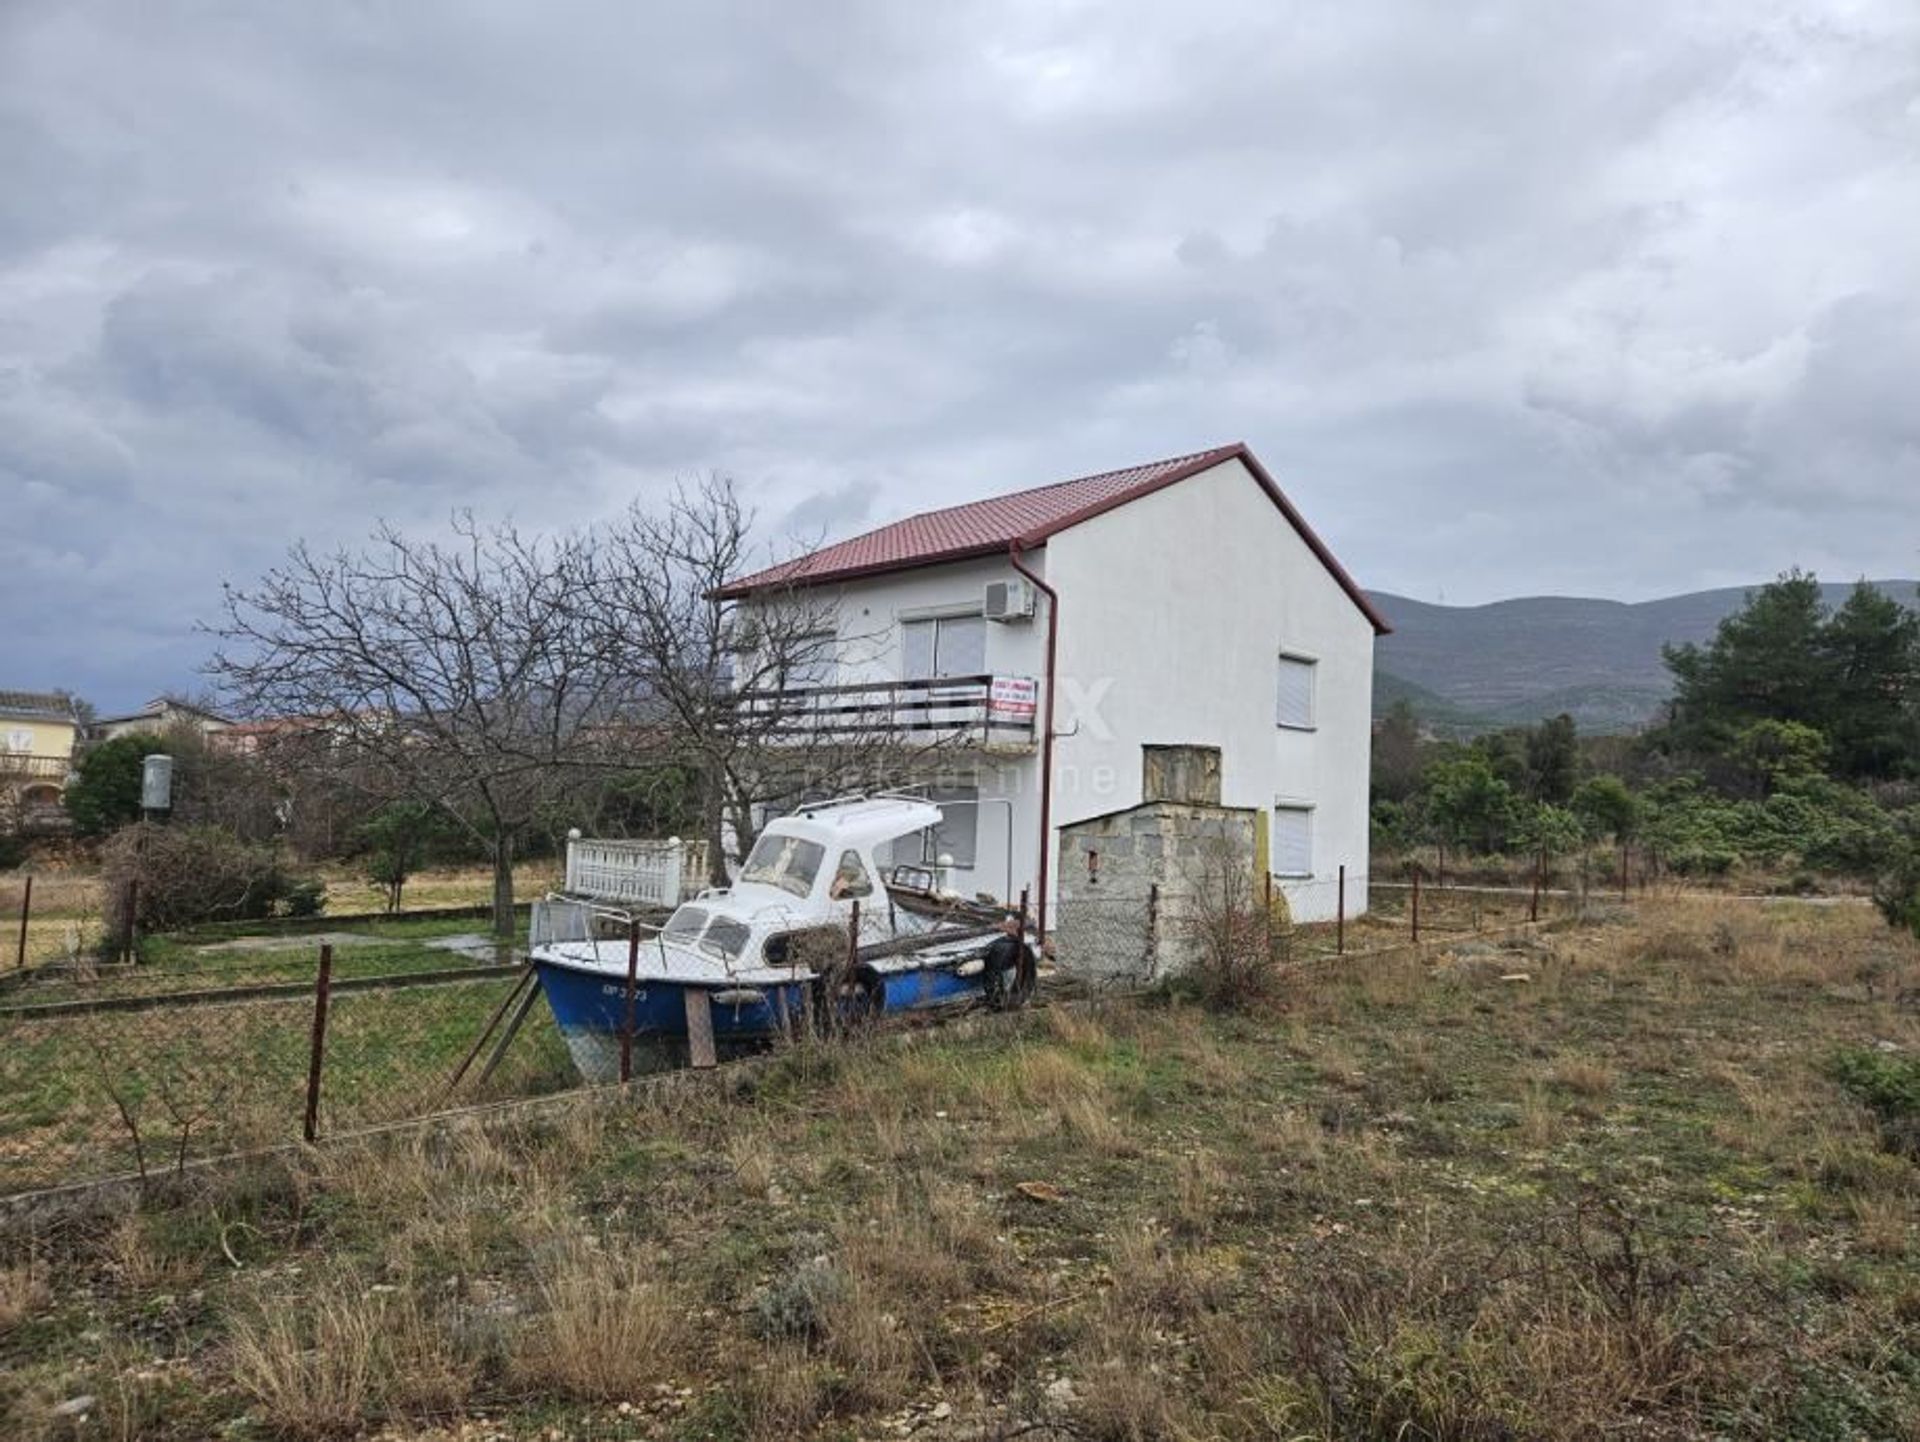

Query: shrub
left=752, top=1256, right=848, bottom=1343
left=1874, top=836, right=1920, bottom=941
left=101, top=823, right=325, bottom=937
left=1829, top=1047, right=1920, bottom=1158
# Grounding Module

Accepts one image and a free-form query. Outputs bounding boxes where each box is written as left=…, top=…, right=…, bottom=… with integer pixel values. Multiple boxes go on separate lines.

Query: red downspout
left=1008, top=540, right=1058, bottom=943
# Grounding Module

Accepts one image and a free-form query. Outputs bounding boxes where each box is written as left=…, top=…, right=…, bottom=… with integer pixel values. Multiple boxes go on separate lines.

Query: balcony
left=734, top=674, right=1038, bottom=752
left=0, top=755, right=69, bottom=781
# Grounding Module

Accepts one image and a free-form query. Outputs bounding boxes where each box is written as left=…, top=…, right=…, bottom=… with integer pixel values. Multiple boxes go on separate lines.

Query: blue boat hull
left=533, top=952, right=996, bottom=1081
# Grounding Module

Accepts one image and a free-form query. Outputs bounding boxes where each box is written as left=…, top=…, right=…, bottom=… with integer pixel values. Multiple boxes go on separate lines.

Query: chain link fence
left=1, top=864, right=1606, bottom=1200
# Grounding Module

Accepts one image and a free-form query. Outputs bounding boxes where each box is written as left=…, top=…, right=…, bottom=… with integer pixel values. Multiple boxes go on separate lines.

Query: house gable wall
left=1042, top=456, right=1374, bottom=916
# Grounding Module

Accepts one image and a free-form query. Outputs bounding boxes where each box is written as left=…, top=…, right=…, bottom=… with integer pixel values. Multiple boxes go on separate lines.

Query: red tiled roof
left=717, top=442, right=1390, bottom=633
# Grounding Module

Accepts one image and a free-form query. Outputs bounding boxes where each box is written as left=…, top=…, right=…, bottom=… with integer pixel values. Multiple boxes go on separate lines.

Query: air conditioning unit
left=984, top=578, right=1036, bottom=622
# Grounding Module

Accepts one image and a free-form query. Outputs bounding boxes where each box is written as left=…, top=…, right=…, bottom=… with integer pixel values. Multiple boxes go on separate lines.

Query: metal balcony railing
left=733, top=673, right=1038, bottom=749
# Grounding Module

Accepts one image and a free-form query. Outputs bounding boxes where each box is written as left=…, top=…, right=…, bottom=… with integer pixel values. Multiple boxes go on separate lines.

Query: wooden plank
left=684, top=989, right=717, bottom=1070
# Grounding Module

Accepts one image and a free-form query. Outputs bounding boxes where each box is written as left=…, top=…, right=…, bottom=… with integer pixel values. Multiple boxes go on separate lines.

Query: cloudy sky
left=3, top=1, right=1917, bottom=710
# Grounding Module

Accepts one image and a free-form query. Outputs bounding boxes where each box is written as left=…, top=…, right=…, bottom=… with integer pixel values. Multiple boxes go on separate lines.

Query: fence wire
left=315, top=971, right=577, bottom=1132
left=0, top=993, right=315, bottom=1195
left=0, top=869, right=1606, bottom=1200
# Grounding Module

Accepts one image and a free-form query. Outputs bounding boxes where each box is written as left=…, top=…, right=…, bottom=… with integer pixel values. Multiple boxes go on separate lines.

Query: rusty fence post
left=1530, top=850, right=1543, bottom=924
left=1336, top=864, right=1345, bottom=956
left=1263, top=870, right=1274, bottom=958
left=1146, top=881, right=1159, bottom=973
left=621, top=919, right=641, bottom=1084
left=122, top=877, right=139, bottom=965
left=1411, top=865, right=1421, bottom=944
left=14, top=874, right=29, bottom=969
left=303, top=943, right=335, bottom=1144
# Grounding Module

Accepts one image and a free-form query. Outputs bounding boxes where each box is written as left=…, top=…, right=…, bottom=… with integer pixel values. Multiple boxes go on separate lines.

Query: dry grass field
left=2, top=896, right=1917, bottom=1440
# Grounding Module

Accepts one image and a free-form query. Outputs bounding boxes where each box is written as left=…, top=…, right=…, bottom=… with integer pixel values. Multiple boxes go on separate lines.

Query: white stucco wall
left=1042, top=457, right=1376, bottom=920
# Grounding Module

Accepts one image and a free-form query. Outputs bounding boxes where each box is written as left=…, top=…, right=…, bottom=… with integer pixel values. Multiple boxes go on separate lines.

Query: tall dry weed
left=511, top=1237, right=684, bottom=1400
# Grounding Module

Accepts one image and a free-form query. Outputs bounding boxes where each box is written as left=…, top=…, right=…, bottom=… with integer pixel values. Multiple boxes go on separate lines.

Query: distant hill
left=1370, top=579, right=1920, bottom=735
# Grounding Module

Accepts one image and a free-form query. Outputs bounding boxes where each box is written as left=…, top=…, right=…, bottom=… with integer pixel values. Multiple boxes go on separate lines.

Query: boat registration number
left=599, top=984, right=647, bottom=1001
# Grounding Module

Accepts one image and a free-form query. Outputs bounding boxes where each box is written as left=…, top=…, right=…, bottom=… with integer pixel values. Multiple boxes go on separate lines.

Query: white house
left=716, top=442, right=1389, bottom=926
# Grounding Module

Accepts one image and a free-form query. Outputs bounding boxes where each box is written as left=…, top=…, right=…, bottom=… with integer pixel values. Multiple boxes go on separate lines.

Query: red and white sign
left=987, top=675, right=1038, bottom=720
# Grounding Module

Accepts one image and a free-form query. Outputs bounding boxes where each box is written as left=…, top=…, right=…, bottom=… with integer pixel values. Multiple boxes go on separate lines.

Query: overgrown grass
left=2, top=896, right=1917, bottom=1439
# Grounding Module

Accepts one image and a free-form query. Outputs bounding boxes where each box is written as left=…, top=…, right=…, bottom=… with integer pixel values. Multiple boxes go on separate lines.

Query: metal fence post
left=621, top=919, right=641, bottom=1084
left=303, top=943, right=334, bottom=1144
left=1146, top=882, right=1159, bottom=975
left=14, top=874, right=28, bottom=969
left=1619, top=844, right=1629, bottom=901
left=1336, top=864, right=1345, bottom=956
left=1263, top=871, right=1274, bottom=958
left=123, top=877, right=139, bottom=965
left=1530, top=850, right=1543, bottom=924
left=1411, top=865, right=1421, bottom=944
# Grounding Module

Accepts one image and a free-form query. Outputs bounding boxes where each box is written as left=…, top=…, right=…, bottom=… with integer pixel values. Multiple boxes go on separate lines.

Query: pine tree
left=1818, top=582, right=1920, bottom=780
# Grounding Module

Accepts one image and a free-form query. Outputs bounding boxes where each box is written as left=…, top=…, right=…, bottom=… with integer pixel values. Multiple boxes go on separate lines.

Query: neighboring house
left=0, top=690, right=80, bottom=826
left=92, top=696, right=232, bottom=742
left=717, top=442, right=1389, bottom=923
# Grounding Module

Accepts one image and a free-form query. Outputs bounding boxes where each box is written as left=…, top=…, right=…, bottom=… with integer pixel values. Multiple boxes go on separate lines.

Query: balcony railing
left=734, top=674, right=1038, bottom=750
left=0, top=755, right=69, bottom=780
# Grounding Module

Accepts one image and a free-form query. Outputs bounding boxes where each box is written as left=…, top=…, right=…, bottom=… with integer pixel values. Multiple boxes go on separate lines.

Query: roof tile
left=717, top=442, right=1390, bottom=633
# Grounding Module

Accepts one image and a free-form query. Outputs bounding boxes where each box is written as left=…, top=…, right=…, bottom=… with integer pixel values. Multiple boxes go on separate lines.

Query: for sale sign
left=987, top=676, right=1038, bottom=720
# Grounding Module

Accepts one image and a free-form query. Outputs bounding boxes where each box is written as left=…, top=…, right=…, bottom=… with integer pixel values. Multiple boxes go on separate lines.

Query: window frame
left=1275, top=651, right=1318, bottom=732
left=900, top=610, right=988, bottom=683
left=1271, top=803, right=1315, bottom=879
left=831, top=849, right=874, bottom=899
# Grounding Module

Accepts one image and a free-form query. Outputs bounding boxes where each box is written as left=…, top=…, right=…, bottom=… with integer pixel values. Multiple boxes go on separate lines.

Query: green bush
left=1874, top=839, right=1920, bottom=941
left=1829, top=1047, right=1920, bottom=1157
left=63, top=732, right=171, bottom=837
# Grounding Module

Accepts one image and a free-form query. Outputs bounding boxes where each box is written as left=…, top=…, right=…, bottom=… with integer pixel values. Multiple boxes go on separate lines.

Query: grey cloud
left=1, top=0, right=1917, bottom=708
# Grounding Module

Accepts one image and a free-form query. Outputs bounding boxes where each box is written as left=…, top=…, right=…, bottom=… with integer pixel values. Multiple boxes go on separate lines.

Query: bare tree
left=593, top=476, right=946, bottom=884
left=208, top=515, right=642, bottom=936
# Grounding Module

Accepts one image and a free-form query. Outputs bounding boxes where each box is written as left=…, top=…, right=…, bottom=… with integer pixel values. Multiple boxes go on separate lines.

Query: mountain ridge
left=1368, top=578, right=1920, bottom=735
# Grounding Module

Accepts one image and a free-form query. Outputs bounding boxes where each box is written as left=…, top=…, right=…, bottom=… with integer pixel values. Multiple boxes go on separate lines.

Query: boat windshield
left=661, top=904, right=751, bottom=962
left=662, top=905, right=709, bottom=942
left=699, top=916, right=752, bottom=961
left=739, top=832, right=826, bottom=898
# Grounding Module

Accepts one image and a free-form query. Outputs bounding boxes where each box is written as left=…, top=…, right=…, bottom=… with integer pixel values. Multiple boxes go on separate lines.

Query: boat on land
left=529, top=793, right=1038, bottom=1080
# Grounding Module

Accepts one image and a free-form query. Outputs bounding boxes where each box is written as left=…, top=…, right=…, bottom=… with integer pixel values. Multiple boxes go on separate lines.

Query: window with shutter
left=902, top=614, right=986, bottom=681
left=1276, top=654, right=1316, bottom=730
left=1272, top=806, right=1313, bottom=878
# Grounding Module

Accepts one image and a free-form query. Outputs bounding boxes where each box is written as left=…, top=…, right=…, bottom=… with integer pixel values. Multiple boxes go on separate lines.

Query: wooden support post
left=123, top=877, right=139, bottom=966
left=1619, top=844, right=1630, bottom=901
left=1336, top=864, right=1345, bottom=956
left=620, top=920, right=641, bottom=1084
left=1411, top=866, right=1421, bottom=944
left=685, top=990, right=716, bottom=1069
left=446, top=968, right=533, bottom=1096
left=1530, top=850, right=1543, bottom=924
left=476, top=981, right=541, bottom=1087
left=303, top=943, right=334, bottom=1144
left=14, top=874, right=29, bottom=969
